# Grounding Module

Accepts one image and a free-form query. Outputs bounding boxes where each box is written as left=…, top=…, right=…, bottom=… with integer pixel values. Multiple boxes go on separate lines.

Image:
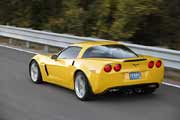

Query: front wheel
left=74, top=72, right=93, bottom=101
left=29, top=60, right=42, bottom=84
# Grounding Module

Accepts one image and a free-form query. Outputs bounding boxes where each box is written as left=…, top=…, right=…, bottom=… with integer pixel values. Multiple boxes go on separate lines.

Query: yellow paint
left=31, top=41, right=164, bottom=94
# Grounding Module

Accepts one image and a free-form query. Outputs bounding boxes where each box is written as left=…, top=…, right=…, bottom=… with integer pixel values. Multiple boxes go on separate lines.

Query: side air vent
left=124, top=59, right=147, bottom=62
left=44, top=65, right=49, bottom=76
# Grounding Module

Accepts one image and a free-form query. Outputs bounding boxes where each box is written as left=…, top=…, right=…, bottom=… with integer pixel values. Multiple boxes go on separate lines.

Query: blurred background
left=0, top=0, right=179, bottom=50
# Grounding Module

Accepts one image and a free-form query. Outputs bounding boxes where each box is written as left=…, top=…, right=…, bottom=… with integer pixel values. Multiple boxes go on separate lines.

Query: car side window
left=58, top=46, right=81, bottom=59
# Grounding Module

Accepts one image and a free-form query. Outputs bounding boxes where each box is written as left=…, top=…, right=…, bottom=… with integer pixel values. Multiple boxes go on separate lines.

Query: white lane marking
left=0, top=44, right=38, bottom=54
left=163, top=82, right=180, bottom=89
left=0, top=44, right=180, bottom=89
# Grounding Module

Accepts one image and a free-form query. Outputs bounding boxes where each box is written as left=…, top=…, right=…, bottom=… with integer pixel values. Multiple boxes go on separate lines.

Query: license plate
left=129, top=72, right=141, bottom=80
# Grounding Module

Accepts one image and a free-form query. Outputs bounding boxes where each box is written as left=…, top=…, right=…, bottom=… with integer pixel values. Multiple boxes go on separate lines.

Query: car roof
left=72, top=41, right=122, bottom=48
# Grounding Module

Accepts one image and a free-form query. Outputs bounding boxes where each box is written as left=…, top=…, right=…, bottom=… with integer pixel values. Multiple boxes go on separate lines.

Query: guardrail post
left=26, top=42, right=30, bottom=48
left=9, top=38, right=13, bottom=44
left=44, top=45, right=49, bottom=52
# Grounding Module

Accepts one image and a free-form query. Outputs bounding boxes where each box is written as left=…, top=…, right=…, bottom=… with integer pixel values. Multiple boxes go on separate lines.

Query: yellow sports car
left=29, top=41, right=164, bottom=100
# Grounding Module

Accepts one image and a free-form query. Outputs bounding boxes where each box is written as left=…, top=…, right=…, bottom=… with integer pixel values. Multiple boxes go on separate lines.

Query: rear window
left=82, top=45, right=138, bottom=59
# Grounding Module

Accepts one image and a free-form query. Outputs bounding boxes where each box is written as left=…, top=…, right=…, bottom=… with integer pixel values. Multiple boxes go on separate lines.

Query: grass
left=165, top=67, right=180, bottom=82
left=0, top=37, right=9, bottom=43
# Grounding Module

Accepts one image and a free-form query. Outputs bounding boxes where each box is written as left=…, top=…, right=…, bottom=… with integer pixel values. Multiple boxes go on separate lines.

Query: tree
left=0, top=0, right=179, bottom=49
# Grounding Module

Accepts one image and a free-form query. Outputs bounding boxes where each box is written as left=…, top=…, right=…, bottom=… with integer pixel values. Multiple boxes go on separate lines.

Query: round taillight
left=148, top=61, right=154, bottom=68
left=114, top=64, right=121, bottom=72
left=156, top=60, right=162, bottom=68
left=104, top=64, right=112, bottom=72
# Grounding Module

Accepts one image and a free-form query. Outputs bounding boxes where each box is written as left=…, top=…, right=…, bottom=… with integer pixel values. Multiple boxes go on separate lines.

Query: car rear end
left=92, top=56, right=164, bottom=94
left=80, top=43, right=164, bottom=94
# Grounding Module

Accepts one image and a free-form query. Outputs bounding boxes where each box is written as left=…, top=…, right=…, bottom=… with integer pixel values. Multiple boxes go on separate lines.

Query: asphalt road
left=0, top=46, right=180, bottom=120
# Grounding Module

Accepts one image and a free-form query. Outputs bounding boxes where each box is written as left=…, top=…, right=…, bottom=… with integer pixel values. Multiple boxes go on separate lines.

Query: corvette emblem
left=133, top=64, right=139, bottom=67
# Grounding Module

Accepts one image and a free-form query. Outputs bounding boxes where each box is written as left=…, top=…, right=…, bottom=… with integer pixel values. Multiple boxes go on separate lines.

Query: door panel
left=45, top=59, right=64, bottom=83
left=57, top=59, right=76, bottom=88
left=46, top=46, right=81, bottom=88
left=46, top=59, right=76, bottom=88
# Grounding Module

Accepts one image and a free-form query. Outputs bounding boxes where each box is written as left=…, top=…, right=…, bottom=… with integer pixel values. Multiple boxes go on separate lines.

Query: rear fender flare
left=73, top=69, right=94, bottom=92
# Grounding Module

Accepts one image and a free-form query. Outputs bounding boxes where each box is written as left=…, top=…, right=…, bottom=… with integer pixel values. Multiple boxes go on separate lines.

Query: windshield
left=82, top=44, right=138, bottom=59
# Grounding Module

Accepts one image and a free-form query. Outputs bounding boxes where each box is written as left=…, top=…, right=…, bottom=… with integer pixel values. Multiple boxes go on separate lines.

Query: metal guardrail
left=0, top=25, right=180, bottom=69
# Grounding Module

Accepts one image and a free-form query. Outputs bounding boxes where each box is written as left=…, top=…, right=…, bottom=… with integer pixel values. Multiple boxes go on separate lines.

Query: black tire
left=29, top=60, right=42, bottom=84
left=74, top=71, right=93, bottom=101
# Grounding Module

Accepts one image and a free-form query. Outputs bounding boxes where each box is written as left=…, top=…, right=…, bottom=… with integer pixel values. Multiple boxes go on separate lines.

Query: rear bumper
left=88, top=63, right=164, bottom=94
left=92, top=80, right=163, bottom=94
left=90, top=72, right=164, bottom=94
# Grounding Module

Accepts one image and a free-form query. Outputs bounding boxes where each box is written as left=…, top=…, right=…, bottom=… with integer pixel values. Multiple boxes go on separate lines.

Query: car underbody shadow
left=92, top=90, right=160, bottom=102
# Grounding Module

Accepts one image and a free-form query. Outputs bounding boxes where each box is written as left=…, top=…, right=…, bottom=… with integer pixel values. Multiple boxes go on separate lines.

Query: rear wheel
left=74, top=72, right=93, bottom=101
left=29, top=60, right=42, bottom=84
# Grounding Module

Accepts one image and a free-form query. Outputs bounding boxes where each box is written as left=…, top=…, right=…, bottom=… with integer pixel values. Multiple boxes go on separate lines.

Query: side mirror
left=51, top=55, right=58, bottom=60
